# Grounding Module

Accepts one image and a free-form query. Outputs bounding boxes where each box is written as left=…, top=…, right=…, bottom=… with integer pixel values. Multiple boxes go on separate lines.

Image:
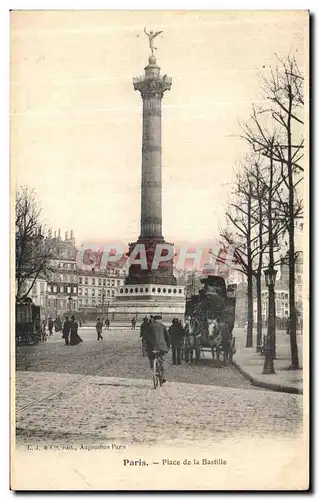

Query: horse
left=192, top=316, right=222, bottom=363
left=183, top=317, right=197, bottom=363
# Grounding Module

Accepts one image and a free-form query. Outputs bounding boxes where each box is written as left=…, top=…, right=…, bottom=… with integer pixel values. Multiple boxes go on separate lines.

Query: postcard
left=11, top=10, right=309, bottom=490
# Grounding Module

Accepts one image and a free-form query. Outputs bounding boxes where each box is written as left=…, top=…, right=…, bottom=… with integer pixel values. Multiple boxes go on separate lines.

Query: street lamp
left=68, top=295, right=72, bottom=313
left=55, top=293, right=59, bottom=318
left=101, top=289, right=106, bottom=322
left=263, top=267, right=278, bottom=375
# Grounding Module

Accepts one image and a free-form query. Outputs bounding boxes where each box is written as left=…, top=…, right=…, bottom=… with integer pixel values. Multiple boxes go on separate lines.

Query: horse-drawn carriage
left=16, top=297, right=41, bottom=346
left=184, top=276, right=237, bottom=364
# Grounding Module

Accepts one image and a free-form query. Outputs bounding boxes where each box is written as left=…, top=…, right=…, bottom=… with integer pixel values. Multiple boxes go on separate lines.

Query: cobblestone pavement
left=15, top=329, right=303, bottom=446
left=16, top=372, right=303, bottom=446
left=16, top=328, right=259, bottom=389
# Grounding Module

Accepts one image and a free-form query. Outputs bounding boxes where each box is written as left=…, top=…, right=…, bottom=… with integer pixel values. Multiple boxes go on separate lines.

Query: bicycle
left=152, top=351, right=164, bottom=389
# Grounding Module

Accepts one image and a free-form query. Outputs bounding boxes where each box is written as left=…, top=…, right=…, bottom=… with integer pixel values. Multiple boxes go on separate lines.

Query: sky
left=11, top=10, right=308, bottom=247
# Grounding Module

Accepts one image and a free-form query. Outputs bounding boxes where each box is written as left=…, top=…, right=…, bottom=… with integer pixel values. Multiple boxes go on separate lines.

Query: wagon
left=16, top=298, right=41, bottom=346
left=185, top=276, right=237, bottom=364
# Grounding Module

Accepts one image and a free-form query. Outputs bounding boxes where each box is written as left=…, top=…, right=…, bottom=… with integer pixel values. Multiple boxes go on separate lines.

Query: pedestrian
left=34, top=316, right=41, bottom=341
left=169, top=318, right=184, bottom=365
left=131, top=316, right=136, bottom=330
left=41, top=320, right=47, bottom=342
left=144, top=315, right=169, bottom=383
left=96, top=317, right=103, bottom=340
left=70, top=316, right=83, bottom=345
left=105, top=318, right=110, bottom=330
left=48, top=317, right=53, bottom=336
left=140, top=316, right=148, bottom=340
left=62, top=316, right=71, bottom=346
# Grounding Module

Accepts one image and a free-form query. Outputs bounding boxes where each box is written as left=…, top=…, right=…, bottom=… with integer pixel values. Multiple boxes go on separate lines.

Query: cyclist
left=145, top=315, right=170, bottom=383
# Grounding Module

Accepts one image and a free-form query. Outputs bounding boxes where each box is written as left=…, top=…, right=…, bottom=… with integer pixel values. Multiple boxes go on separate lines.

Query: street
left=15, top=327, right=303, bottom=447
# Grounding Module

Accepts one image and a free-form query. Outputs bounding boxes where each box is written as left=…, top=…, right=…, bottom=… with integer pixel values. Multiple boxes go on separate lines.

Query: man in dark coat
left=145, top=315, right=170, bottom=381
left=62, top=316, right=71, bottom=346
left=96, top=317, right=103, bottom=340
left=140, top=317, right=148, bottom=342
left=169, top=318, right=184, bottom=365
left=48, top=318, right=53, bottom=335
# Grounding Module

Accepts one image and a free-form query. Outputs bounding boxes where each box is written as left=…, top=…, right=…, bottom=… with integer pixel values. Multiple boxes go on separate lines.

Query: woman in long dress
left=69, top=316, right=83, bottom=346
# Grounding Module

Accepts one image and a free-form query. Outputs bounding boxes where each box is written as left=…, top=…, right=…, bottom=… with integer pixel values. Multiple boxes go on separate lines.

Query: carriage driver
left=144, top=315, right=170, bottom=383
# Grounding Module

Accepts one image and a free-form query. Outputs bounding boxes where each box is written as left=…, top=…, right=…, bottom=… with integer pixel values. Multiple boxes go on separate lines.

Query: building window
left=120, top=289, right=123, bottom=294
left=40, top=282, right=45, bottom=294
left=117, top=280, right=120, bottom=286
left=92, top=289, right=95, bottom=297
left=32, top=286, right=37, bottom=296
left=103, top=279, right=106, bottom=286
left=107, top=290, right=110, bottom=296
left=79, top=277, right=82, bottom=284
left=98, top=289, right=101, bottom=297
left=111, top=280, right=114, bottom=286
left=92, top=299, right=96, bottom=306
left=60, top=286, right=64, bottom=293
left=107, top=280, right=110, bottom=286
left=53, top=285, right=57, bottom=293
left=99, top=279, right=102, bottom=286
left=79, top=298, right=82, bottom=307
left=67, top=286, right=71, bottom=294
left=79, top=288, right=82, bottom=296
left=73, top=287, right=77, bottom=294
left=85, top=289, right=88, bottom=296
left=92, top=278, right=95, bottom=286
left=47, top=285, right=52, bottom=293
left=85, top=277, right=88, bottom=285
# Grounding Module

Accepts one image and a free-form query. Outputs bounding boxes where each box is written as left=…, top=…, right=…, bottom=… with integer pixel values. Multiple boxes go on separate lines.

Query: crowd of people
left=139, top=316, right=187, bottom=382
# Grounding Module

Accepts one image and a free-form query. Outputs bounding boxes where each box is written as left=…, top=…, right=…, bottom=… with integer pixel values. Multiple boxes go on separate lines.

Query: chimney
left=65, top=231, right=68, bottom=241
left=38, top=226, right=42, bottom=236
left=70, top=230, right=74, bottom=239
left=54, top=230, right=57, bottom=239
left=58, top=229, right=61, bottom=239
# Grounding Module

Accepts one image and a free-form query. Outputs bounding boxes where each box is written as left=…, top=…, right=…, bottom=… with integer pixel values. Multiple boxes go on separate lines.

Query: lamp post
left=68, top=295, right=72, bottom=314
left=263, top=267, right=277, bottom=374
left=101, top=289, right=105, bottom=322
left=55, top=293, right=59, bottom=318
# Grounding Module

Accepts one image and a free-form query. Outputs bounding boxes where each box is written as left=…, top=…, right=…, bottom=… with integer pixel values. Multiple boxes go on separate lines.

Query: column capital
left=133, top=75, right=172, bottom=99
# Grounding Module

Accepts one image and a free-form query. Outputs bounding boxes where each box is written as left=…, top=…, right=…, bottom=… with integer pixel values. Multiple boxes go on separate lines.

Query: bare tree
left=219, top=165, right=261, bottom=347
left=15, top=186, right=55, bottom=299
left=242, top=55, right=304, bottom=369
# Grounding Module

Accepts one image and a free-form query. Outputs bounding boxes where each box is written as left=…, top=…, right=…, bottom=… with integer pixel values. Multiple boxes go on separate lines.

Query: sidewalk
left=232, top=328, right=304, bottom=394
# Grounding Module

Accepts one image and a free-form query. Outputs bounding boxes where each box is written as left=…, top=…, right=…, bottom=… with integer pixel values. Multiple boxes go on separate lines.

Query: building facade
left=77, top=268, right=125, bottom=319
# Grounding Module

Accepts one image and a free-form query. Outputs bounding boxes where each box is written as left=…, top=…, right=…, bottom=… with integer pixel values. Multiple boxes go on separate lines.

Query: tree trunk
left=246, top=181, right=253, bottom=348
left=246, top=269, right=253, bottom=347
left=287, top=88, right=299, bottom=369
left=256, top=274, right=262, bottom=351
